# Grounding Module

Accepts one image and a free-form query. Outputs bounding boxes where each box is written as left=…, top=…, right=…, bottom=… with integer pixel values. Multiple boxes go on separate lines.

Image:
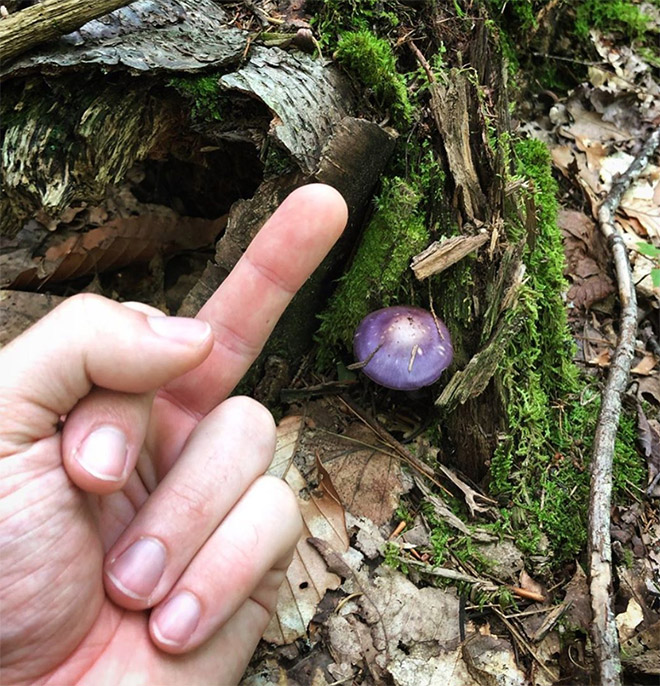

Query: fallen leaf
left=631, top=353, right=658, bottom=376
left=635, top=403, right=660, bottom=493
left=267, top=415, right=304, bottom=479
left=3, top=208, right=227, bottom=289
left=347, top=513, right=388, bottom=560
left=264, top=418, right=350, bottom=645
left=475, top=541, right=524, bottom=583
left=462, top=634, right=527, bottom=686
left=388, top=648, right=478, bottom=686
left=589, top=349, right=611, bottom=367
left=322, top=423, right=407, bottom=526
left=559, top=110, right=629, bottom=146
left=563, top=565, right=593, bottom=633
left=519, top=570, right=546, bottom=598
left=636, top=374, right=660, bottom=405
left=355, top=566, right=461, bottom=655
left=528, top=632, right=561, bottom=686
left=620, top=619, right=660, bottom=658
left=616, top=598, right=644, bottom=643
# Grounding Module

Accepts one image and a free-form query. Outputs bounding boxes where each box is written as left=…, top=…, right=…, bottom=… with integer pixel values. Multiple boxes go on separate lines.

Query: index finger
left=164, top=183, right=348, bottom=415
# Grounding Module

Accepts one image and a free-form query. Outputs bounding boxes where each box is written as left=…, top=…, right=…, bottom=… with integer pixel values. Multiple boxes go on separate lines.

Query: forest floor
left=1, top=1, right=660, bottom=685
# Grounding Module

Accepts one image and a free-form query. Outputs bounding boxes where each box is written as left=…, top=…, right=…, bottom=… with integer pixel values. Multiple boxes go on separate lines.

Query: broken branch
left=589, top=126, right=660, bottom=686
left=0, top=0, right=131, bottom=62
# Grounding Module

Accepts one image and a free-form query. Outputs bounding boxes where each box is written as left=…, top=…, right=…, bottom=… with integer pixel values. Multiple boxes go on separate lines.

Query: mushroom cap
left=353, top=306, right=453, bottom=391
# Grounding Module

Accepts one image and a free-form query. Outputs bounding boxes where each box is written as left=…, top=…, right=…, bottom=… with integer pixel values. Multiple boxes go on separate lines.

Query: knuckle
left=61, top=292, right=106, bottom=316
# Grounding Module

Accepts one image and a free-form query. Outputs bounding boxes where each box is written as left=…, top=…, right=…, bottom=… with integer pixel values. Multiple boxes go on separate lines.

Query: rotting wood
left=1, top=0, right=245, bottom=79
left=411, top=231, right=489, bottom=280
left=0, top=0, right=131, bottom=62
left=408, top=40, right=487, bottom=222
left=589, top=126, right=660, bottom=686
left=436, top=259, right=527, bottom=412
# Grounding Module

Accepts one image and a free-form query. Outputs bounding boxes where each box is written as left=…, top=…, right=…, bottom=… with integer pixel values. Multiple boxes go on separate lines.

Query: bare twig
left=491, top=607, right=559, bottom=683
left=0, top=0, right=131, bottom=62
left=589, top=127, right=660, bottom=686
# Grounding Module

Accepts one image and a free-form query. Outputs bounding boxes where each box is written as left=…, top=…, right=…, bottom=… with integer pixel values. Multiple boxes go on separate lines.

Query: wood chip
left=411, top=232, right=489, bottom=280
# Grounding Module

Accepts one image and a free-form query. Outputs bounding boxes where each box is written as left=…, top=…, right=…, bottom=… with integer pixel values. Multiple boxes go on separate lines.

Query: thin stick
left=491, top=607, right=558, bottom=683
left=589, top=127, right=660, bottom=686
left=0, top=0, right=131, bottom=62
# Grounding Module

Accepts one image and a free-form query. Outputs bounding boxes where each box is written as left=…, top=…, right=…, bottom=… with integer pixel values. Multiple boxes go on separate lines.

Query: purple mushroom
left=353, top=306, right=453, bottom=391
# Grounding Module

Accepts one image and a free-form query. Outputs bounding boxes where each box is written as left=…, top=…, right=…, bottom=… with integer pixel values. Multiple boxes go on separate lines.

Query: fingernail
left=152, top=591, right=201, bottom=647
left=147, top=316, right=211, bottom=345
left=106, top=537, right=167, bottom=601
left=75, top=426, right=127, bottom=482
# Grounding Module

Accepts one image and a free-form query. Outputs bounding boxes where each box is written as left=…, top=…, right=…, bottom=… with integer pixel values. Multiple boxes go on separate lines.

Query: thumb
left=0, top=294, right=213, bottom=455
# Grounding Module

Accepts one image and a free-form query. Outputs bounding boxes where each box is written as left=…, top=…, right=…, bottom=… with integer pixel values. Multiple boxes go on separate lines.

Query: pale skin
left=0, top=184, right=348, bottom=686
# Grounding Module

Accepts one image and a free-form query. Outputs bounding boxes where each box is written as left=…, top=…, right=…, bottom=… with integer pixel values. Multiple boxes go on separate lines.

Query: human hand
left=0, top=184, right=348, bottom=686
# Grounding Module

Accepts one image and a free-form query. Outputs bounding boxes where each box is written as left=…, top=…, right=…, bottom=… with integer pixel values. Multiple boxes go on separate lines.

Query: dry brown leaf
left=328, top=564, right=462, bottom=682
left=635, top=404, right=660, bottom=493
left=322, top=423, right=406, bottom=526
left=519, top=570, right=546, bottom=598
left=637, top=374, right=660, bottom=405
left=563, top=565, right=593, bottom=633
left=559, top=110, right=629, bottom=146
left=267, top=415, right=304, bottom=479
left=357, top=566, right=461, bottom=653
left=559, top=209, right=615, bottom=309
left=620, top=188, right=660, bottom=244
left=387, top=647, right=478, bottom=686
left=5, top=210, right=227, bottom=289
left=616, top=598, right=644, bottom=643
left=462, top=635, right=527, bottom=686
left=589, top=349, right=612, bottom=367
left=631, top=353, right=658, bottom=376
left=264, top=420, right=349, bottom=644
left=577, top=139, right=609, bottom=173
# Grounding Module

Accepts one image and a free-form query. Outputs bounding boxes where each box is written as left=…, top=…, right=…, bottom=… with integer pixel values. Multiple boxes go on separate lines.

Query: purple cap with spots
left=353, top=306, right=453, bottom=391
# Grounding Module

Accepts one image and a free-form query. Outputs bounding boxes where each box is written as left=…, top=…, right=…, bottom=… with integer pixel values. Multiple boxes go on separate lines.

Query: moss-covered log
left=0, top=1, right=394, bottom=389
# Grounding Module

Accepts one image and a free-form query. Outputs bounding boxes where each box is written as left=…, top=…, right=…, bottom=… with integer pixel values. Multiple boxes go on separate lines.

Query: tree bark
left=0, top=0, right=132, bottom=61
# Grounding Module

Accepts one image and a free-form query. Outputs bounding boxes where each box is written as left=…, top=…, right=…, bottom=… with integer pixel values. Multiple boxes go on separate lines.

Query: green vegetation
left=309, top=0, right=401, bottom=48
left=636, top=240, right=660, bottom=287
left=487, top=139, right=645, bottom=563
left=575, top=0, right=651, bottom=40
left=316, top=174, right=430, bottom=366
left=488, top=0, right=537, bottom=30
left=384, top=541, right=408, bottom=573
left=167, top=74, right=224, bottom=123
left=335, top=30, right=413, bottom=127
left=308, top=2, right=415, bottom=127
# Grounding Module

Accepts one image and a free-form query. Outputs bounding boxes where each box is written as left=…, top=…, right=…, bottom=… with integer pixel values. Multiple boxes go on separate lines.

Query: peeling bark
left=0, top=0, right=132, bottom=61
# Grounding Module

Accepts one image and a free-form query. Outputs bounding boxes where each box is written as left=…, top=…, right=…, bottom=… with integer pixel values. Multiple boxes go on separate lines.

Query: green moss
left=384, top=541, right=408, bottom=573
left=167, top=74, right=224, bottom=123
left=488, top=0, right=537, bottom=30
left=335, top=29, right=413, bottom=127
left=575, top=0, right=651, bottom=40
left=316, top=175, right=429, bottom=366
left=490, top=139, right=578, bottom=493
left=487, top=138, right=645, bottom=564
left=309, top=0, right=401, bottom=48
